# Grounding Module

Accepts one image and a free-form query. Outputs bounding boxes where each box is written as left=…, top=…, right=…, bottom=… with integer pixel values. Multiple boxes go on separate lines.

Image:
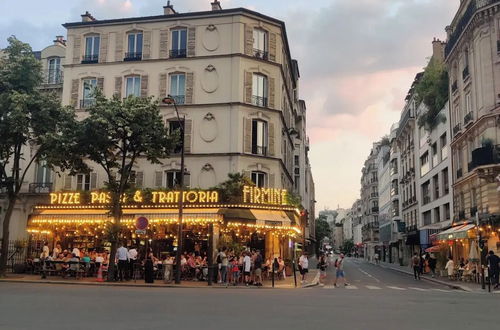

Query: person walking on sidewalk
left=318, top=254, right=328, bottom=285
left=445, top=256, right=455, bottom=280
left=486, top=250, right=499, bottom=289
left=411, top=253, right=421, bottom=280
left=298, top=252, right=309, bottom=283
left=333, top=254, right=348, bottom=287
left=428, top=254, right=437, bottom=278
left=116, top=242, right=129, bottom=282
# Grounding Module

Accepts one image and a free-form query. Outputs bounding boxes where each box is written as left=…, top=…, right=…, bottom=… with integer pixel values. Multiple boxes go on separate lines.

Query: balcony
left=252, top=146, right=268, bottom=156
left=81, top=54, right=99, bottom=64
left=42, top=69, right=63, bottom=85
left=371, top=207, right=379, bottom=213
left=462, top=66, right=470, bottom=80
left=28, top=182, right=53, bottom=193
left=252, top=95, right=268, bottom=107
left=170, top=95, right=185, bottom=105
left=470, top=145, right=500, bottom=170
left=253, top=48, right=269, bottom=60
left=370, top=192, right=378, bottom=198
left=464, top=112, right=473, bottom=127
left=124, top=52, right=142, bottom=61
left=453, top=123, right=461, bottom=136
left=170, top=49, right=187, bottom=58
left=80, top=99, right=96, bottom=109
left=451, top=80, right=458, bottom=94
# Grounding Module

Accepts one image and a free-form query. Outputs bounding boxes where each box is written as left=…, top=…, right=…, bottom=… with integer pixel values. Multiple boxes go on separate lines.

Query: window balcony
left=252, top=146, right=268, bottom=156
left=81, top=54, right=99, bottom=64
left=471, top=144, right=499, bottom=169
left=451, top=80, right=458, bottom=94
left=252, top=95, right=268, bottom=107
left=124, top=52, right=142, bottom=61
left=80, top=99, right=96, bottom=109
left=453, top=123, right=461, bottom=136
left=170, top=49, right=187, bottom=58
left=462, top=66, right=470, bottom=80
left=170, top=95, right=185, bottom=105
left=464, top=112, right=473, bottom=127
left=253, top=48, right=269, bottom=60
left=43, top=69, right=63, bottom=85
left=29, top=182, right=53, bottom=193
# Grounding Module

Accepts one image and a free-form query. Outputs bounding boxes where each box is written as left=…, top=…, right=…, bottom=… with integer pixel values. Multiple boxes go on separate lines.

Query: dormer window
left=47, top=57, right=62, bottom=84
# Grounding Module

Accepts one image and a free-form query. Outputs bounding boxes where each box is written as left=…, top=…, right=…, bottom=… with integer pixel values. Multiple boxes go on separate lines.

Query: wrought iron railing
left=462, top=66, right=470, bottom=80
left=43, top=69, right=63, bottom=85
left=170, top=95, right=185, bottom=105
left=253, top=48, right=269, bottom=60
left=252, top=146, right=268, bottom=156
left=28, top=183, right=53, bottom=193
left=453, top=123, right=461, bottom=136
left=124, top=52, right=142, bottom=61
left=464, top=111, right=473, bottom=126
left=80, top=99, right=96, bottom=109
left=252, top=95, right=268, bottom=107
left=81, top=54, right=99, bottom=64
left=170, top=49, right=187, bottom=58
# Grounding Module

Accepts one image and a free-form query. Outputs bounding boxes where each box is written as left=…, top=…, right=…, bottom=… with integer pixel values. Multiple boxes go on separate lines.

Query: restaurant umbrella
left=469, top=240, right=479, bottom=263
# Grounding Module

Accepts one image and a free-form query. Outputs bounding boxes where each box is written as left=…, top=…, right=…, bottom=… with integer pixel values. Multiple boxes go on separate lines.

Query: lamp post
left=162, top=95, right=185, bottom=284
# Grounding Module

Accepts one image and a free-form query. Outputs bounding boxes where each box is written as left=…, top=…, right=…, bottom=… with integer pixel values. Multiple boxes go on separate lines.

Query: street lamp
left=162, top=95, right=185, bottom=284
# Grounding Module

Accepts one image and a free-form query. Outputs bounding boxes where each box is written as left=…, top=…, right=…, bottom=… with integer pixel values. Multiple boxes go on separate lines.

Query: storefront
left=26, top=187, right=303, bottom=263
left=435, top=223, right=476, bottom=263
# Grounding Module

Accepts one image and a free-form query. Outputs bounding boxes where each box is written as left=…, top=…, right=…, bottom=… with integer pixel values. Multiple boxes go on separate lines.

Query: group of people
left=411, top=252, right=438, bottom=280
left=315, top=253, right=348, bottom=287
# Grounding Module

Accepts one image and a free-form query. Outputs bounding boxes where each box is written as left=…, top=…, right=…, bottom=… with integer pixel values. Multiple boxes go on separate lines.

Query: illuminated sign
left=242, top=186, right=289, bottom=205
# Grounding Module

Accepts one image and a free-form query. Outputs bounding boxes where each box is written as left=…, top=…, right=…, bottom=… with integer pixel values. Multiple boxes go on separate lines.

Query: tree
left=213, top=173, right=254, bottom=203
left=70, top=91, right=175, bottom=281
left=0, top=37, right=79, bottom=276
left=341, top=239, right=354, bottom=254
left=314, top=214, right=332, bottom=256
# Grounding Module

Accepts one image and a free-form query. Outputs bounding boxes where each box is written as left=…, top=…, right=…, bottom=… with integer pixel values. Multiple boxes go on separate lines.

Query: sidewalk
left=372, top=260, right=494, bottom=293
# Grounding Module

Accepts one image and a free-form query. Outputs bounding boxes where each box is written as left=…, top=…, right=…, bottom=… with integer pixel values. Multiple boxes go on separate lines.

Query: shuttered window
left=252, top=74, right=268, bottom=107
left=82, top=78, right=97, bottom=108
left=170, top=73, right=186, bottom=104
left=252, top=120, right=268, bottom=156
left=125, top=76, right=141, bottom=97
left=253, top=28, right=268, bottom=60
left=126, top=32, right=143, bottom=60
left=251, top=171, right=267, bottom=188
left=166, top=170, right=182, bottom=189
left=76, top=174, right=91, bottom=191
left=171, top=29, right=187, bottom=58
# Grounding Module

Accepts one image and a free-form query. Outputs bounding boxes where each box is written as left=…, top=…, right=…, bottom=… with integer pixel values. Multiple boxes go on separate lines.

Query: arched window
left=47, top=57, right=62, bottom=84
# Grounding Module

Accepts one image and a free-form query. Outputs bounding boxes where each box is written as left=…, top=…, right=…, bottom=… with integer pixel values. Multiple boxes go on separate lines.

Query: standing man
left=127, top=245, right=138, bottom=280
left=486, top=250, right=499, bottom=289
left=333, top=254, right=348, bottom=287
left=219, top=247, right=228, bottom=285
left=298, top=251, right=309, bottom=283
left=116, top=242, right=129, bottom=282
left=411, top=253, right=421, bottom=280
left=428, top=253, right=437, bottom=278
left=243, top=251, right=252, bottom=286
left=254, top=250, right=263, bottom=287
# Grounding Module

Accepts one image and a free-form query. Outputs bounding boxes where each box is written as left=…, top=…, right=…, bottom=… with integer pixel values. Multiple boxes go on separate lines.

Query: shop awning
left=250, top=209, right=292, bottom=227
left=424, top=245, right=442, bottom=253
left=436, top=224, right=476, bottom=241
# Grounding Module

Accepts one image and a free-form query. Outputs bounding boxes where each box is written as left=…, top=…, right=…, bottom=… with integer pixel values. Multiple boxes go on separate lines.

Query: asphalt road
left=0, top=258, right=497, bottom=330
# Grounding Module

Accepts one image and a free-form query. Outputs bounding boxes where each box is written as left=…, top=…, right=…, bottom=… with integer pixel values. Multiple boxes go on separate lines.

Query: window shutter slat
left=244, top=118, right=252, bottom=153
left=97, top=77, right=104, bottom=91
left=142, top=31, right=152, bottom=59
left=159, top=73, right=167, bottom=97
left=184, top=119, right=193, bottom=154
left=135, top=171, right=144, bottom=188
left=244, top=24, right=253, bottom=55
left=244, top=71, right=252, bottom=104
left=269, top=33, right=277, bottom=61
left=187, top=27, right=196, bottom=57
left=185, top=72, right=194, bottom=104
left=71, top=79, right=79, bottom=108
left=268, top=122, right=275, bottom=156
left=155, top=171, right=163, bottom=187
left=99, top=33, right=108, bottom=63
left=90, top=173, right=98, bottom=189
left=269, top=77, right=275, bottom=109
left=141, top=75, right=149, bottom=98
left=72, top=35, right=81, bottom=64
left=159, top=29, right=169, bottom=59
left=115, top=32, right=123, bottom=61
left=114, top=77, right=122, bottom=98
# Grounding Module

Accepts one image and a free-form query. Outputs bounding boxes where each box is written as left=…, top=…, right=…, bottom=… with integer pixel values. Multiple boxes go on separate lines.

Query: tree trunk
left=0, top=198, right=17, bottom=277
left=106, top=199, right=122, bottom=282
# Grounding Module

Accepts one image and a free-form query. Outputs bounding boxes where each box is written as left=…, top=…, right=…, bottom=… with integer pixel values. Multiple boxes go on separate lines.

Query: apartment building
left=360, top=143, right=380, bottom=260
left=351, top=199, right=363, bottom=256
left=1, top=3, right=316, bottom=250
left=377, top=141, right=391, bottom=262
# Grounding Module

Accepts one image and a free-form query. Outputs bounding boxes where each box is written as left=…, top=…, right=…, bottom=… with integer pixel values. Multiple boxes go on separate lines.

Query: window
left=433, top=174, right=439, bottom=200
left=82, top=78, right=97, bottom=108
left=36, top=160, right=52, bottom=183
left=440, top=133, right=448, bottom=160
left=253, top=28, right=268, bottom=59
left=47, top=57, right=61, bottom=84
left=251, top=171, right=267, bottom=188
left=83, top=35, right=100, bottom=63
left=126, top=32, right=143, bottom=60
left=170, top=73, right=186, bottom=104
left=420, top=152, right=429, bottom=176
left=251, top=120, right=268, bottom=155
left=125, top=76, right=141, bottom=97
left=168, top=120, right=183, bottom=154
left=294, top=155, right=300, bottom=167
left=171, top=29, right=187, bottom=58
left=442, top=168, right=449, bottom=195
left=444, top=203, right=450, bottom=220
left=423, top=211, right=431, bottom=226
left=165, top=170, right=182, bottom=189
left=252, top=74, right=268, bottom=107
left=76, top=174, right=91, bottom=191
left=422, top=181, right=430, bottom=205
left=294, top=175, right=300, bottom=191
left=432, top=143, right=438, bottom=167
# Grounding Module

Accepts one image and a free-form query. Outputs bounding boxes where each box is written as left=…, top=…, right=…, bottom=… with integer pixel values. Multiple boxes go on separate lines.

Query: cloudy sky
left=0, top=0, right=459, bottom=212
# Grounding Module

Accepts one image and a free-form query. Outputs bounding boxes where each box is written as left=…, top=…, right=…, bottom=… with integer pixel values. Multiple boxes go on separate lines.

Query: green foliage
left=315, top=214, right=332, bottom=245
left=415, top=58, right=449, bottom=131
left=341, top=239, right=354, bottom=254
left=285, top=190, right=302, bottom=208
left=212, top=173, right=254, bottom=203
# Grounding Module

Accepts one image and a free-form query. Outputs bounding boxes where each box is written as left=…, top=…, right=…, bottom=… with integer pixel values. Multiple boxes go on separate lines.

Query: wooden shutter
left=244, top=71, right=252, bottom=104
left=185, top=72, right=194, bottom=104
left=268, top=122, right=275, bottom=156
left=244, top=24, right=253, bottom=55
left=97, top=77, right=104, bottom=91
left=64, top=174, right=72, bottom=190
left=155, top=171, right=163, bottom=187
left=115, top=32, right=123, bottom=61
left=140, top=75, right=149, bottom=98
left=99, top=33, right=108, bottom=63
left=269, top=33, right=277, bottom=61
left=135, top=171, right=144, bottom=188
left=269, top=173, right=275, bottom=188
left=244, top=118, right=252, bottom=153
left=269, top=77, right=275, bottom=109
left=71, top=79, right=79, bottom=108
left=159, top=73, right=167, bottom=97
left=114, top=77, right=122, bottom=98
left=90, top=173, right=98, bottom=189
left=72, top=35, right=81, bottom=64
left=142, top=31, right=152, bottom=59
left=184, top=120, right=193, bottom=154
left=187, top=27, right=196, bottom=57
left=159, top=29, right=169, bottom=59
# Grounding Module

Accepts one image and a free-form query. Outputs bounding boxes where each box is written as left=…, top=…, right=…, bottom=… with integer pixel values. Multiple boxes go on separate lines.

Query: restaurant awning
left=250, top=209, right=292, bottom=227
left=436, top=224, right=476, bottom=241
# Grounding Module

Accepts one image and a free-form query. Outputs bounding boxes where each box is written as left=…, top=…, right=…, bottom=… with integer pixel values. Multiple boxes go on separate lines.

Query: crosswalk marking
left=409, top=287, right=428, bottom=291
left=387, top=286, right=406, bottom=291
left=324, top=285, right=336, bottom=289
left=365, top=285, right=381, bottom=290
left=431, top=289, right=452, bottom=292
left=345, top=285, right=358, bottom=289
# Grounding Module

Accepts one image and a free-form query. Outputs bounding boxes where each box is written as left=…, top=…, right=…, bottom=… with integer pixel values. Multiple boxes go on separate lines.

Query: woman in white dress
left=445, top=256, right=455, bottom=280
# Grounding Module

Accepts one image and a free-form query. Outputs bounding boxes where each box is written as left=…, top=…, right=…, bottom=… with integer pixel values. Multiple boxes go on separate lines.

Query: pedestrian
left=163, top=254, right=174, bottom=284
left=374, top=252, right=379, bottom=265
left=144, top=251, right=154, bottom=284
left=243, top=252, right=252, bottom=286
left=254, top=250, right=263, bottom=287
left=318, top=254, right=327, bottom=285
left=486, top=250, right=499, bottom=289
left=428, top=253, right=437, bottom=278
left=411, top=253, right=421, bottom=280
left=445, top=256, right=455, bottom=280
left=116, top=242, right=129, bottom=282
left=298, top=251, right=309, bottom=283
left=128, top=245, right=138, bottom=280
left=333, top=253, right=348, bottom=287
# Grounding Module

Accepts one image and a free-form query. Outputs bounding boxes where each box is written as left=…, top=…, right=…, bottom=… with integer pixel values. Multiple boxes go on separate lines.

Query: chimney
left=163, top=1, right=176, bottom=15
left=53, top=35, right=66, bottom=46
left=81, top=11, right=96, bottom=22
left=432, top=37, right=445, bottom=62
left=211, top=0, right=222, bottom=11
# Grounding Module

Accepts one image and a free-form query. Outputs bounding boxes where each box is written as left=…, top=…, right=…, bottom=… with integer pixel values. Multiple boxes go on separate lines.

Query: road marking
left=345, top=285, right=358, bottom=289
left=387, top=286, right=406, bottom=291
left=357, top=268, right=381, bottom=283
left=324, top=285, right=336, bottom=289
left=365, top=285, right=381, bottom=290
left=431, top=289, right=452, bottom=292
left=409, top=287, right=428, bottom=291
